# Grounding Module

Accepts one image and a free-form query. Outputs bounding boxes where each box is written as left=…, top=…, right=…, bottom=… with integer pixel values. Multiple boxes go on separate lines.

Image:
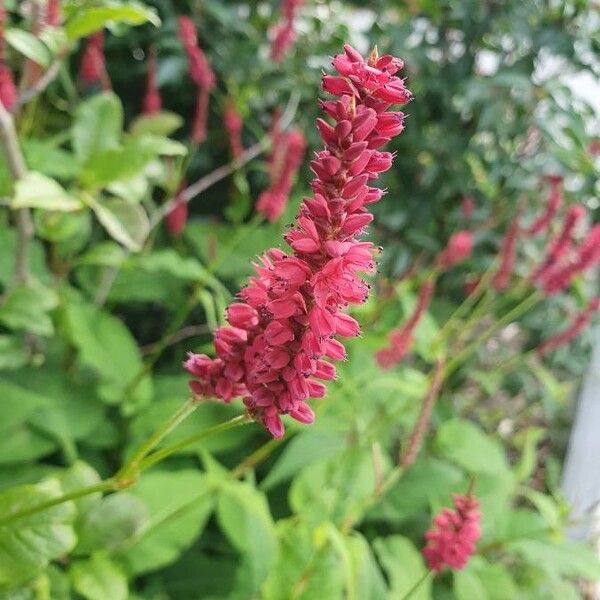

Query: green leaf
left=117, top=470, right=214, bottom=575
left=65, top=2, right=160, bottom=40
left=373, top=536, right=431, bottom=599
left=0, top=379, right=47, bottom=434
left=262, top=520, right=345, bottom=600
left=0, top=282, right=58, bottom=336
left=0, top=335, right=28, bottom=370
left=12, top=172, right=82, bottom=212
left=344, top=533, right=388, bottom=600
left=58, top=461, right=102, bottom=514
left=87, top=196, right=149, bottom=252
left=261, top=429, right=346, bottom=491
left=0, top=480, right=76, bottom=587
left=72, top=93, right=123, bottom=165
left=75, top=493, right=148, bottom=555
left=216, top=480, right=278, bottom=594
left=129, top=111, right=184, bottom=137
left=63, top=301, right=150, bottom=406
left=434, top=419, right=509, bottom=475
left=4, top=29, right=51, bottom=66
left=70, top=554, right=127, bottom=600
left=454, top=567, right=489, bottom=600
left=507, top=538, right=600, bottom=580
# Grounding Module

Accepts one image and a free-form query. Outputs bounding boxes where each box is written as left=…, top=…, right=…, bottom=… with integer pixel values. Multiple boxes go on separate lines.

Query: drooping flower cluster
left=46, top=0, right=61, bottom=27
left=80, top=31, right=111, bottom=90
left=423, top=494, right=481, bottom=572
left=376, top=279, right=435, bottom=369
left=0, top=0, right=16, bottom=110
left=223, top=102, right=244, bottom=159
left=142, top=47, right=161, bottom=115
left=527, top=175, right=563, bottom=236
left=436, top=230, right=473, bottom=270
left=536, top=297, right=600, bottom=356
left=178, top=16, right=216, bottom=144
left=270, top=0, right=304, bottom=62
left=256, top=122, right=306, bottom=222
left=185, top=44, right=412, bottom=437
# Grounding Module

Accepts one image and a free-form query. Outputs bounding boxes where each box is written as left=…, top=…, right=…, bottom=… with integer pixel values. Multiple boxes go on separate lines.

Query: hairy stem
left=400, top=570, right=433, bottom=600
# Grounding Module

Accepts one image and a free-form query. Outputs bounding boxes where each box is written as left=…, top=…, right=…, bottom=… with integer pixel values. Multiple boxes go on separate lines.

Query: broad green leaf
left=0, top=379, right=47, bottom=434
left=70, top=554, right=127, bottom=600
left=0, top=335, right=28, bottom=370
left=373, top=536, right=431, bottom=600
left=261, top=429, right=346, bottom=491
left=0, top=428, right=56, bottom=464
left=129, top=111, right=183, bottom=137
left=290, top=448, right=383, bottom=525
left=344, top=533, right=388, bottom=600
left=434, top=419, right=509, bottom=475
left=65, top=3, right=160, bottom=40
left=507, top=538, right=600, bottom=580
left=75, top=493, right=148, bottom=555
left=0, top=282, right=58, bottom=336
left=87, top=196, right=149, bottom=252
left=217, top=480, right=278, bottom=594
left=63, top=301, right=150, bottom=406
left=58, top=462, right=102, bottom=514
left=117, top=470, right=214, bottom=575
left=0, top=480, right=76, bottom=587
left=454, top=567, right=489, bottom=600
left=12, top=172, right=82, bottom=212
left=5, top=29, right=51, bottom=66
left=72, top=93, right=123, bottom=165
left=262, top=520, right=345, bottom=600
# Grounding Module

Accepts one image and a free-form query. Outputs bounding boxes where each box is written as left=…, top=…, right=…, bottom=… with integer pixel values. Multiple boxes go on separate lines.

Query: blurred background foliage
left=0, top=0, right=599, bottom=599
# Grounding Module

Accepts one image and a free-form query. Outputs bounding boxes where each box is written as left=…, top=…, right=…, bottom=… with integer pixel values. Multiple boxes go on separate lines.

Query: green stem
left=400, top=570, right=433, bottom=600
left=0, top=479, right=116, bottom=528
left=231, top=437, right=281, bottom=478
left=140, top=414, right=251, bottom=470
left=117, top=397, right=201, bottom=482
left=444, top=290, right=542, bottom=378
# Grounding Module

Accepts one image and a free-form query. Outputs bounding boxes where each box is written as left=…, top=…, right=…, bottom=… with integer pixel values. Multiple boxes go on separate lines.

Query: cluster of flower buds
left=178, top=16, right=216, bottom=144
left=0, top=0, right=16, bottom=109
left=376, top=279, right=435, bottom=369
left=223, top=102, right=244, bottom=159
left=536, top=297, right=600, bottom=356
left=270, top=0, right=304, bottom=62
left=256, top=120, right=306, bottom=222
left=142, top=47, right=161, bottom=115
left=185, top=44, right=412, bottom=437
left=166, top=183, right=188, bottom=237
left=80, top=31, right=111, bottom=90
left=423, top=494, right=481, bottom=572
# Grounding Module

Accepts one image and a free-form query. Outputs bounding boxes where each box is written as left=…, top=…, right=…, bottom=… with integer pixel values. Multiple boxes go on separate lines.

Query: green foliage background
left=0, top=1, right=599, bottom=599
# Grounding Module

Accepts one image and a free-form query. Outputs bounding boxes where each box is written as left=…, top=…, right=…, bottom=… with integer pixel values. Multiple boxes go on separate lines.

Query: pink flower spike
left=528, top=175, right=563, bottom=236
left=423, top=494, right=481, bottom=573
left=166, top=184, right=188, bottom=236
left=436, top=230, right=473, bottom=270
left=493, top=216, right=519, bottom=291
left=142, top=47, right=161, bottom=115
left=184, top=45, right=411, bottom=437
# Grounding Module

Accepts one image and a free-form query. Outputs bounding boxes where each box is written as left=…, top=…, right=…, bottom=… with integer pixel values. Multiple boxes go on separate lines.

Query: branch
left=0, top=101, right=33, bottom=284
left=10, top=58, right=64, bottom=113
left=149, top=139, right=268, bottom=231
left=400, top=357, right=445, bottom=468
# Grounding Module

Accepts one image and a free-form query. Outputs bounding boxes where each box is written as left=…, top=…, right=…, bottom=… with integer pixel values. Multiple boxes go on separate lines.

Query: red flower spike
left=436, top=230, right=473, bottom=270
left=166, top=184, right=188, bottom=236
left=536, top=298, right=600, bottom=356
left=376, top=279, right=435, bottom=369
left=528, top=175, right=563, bottom=236
left=142, top=48, right=161, bottom=115
left=185, top=44, right=411, bottom=437
left=493, top=216, right=519, bottom=291
left=423, top=494, right=481, bottom=573
left=270, top=0, right=304, bottom=62
left=224, top=102, right=244, bottom=159
left=80, top=31, right=111, bottom=90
